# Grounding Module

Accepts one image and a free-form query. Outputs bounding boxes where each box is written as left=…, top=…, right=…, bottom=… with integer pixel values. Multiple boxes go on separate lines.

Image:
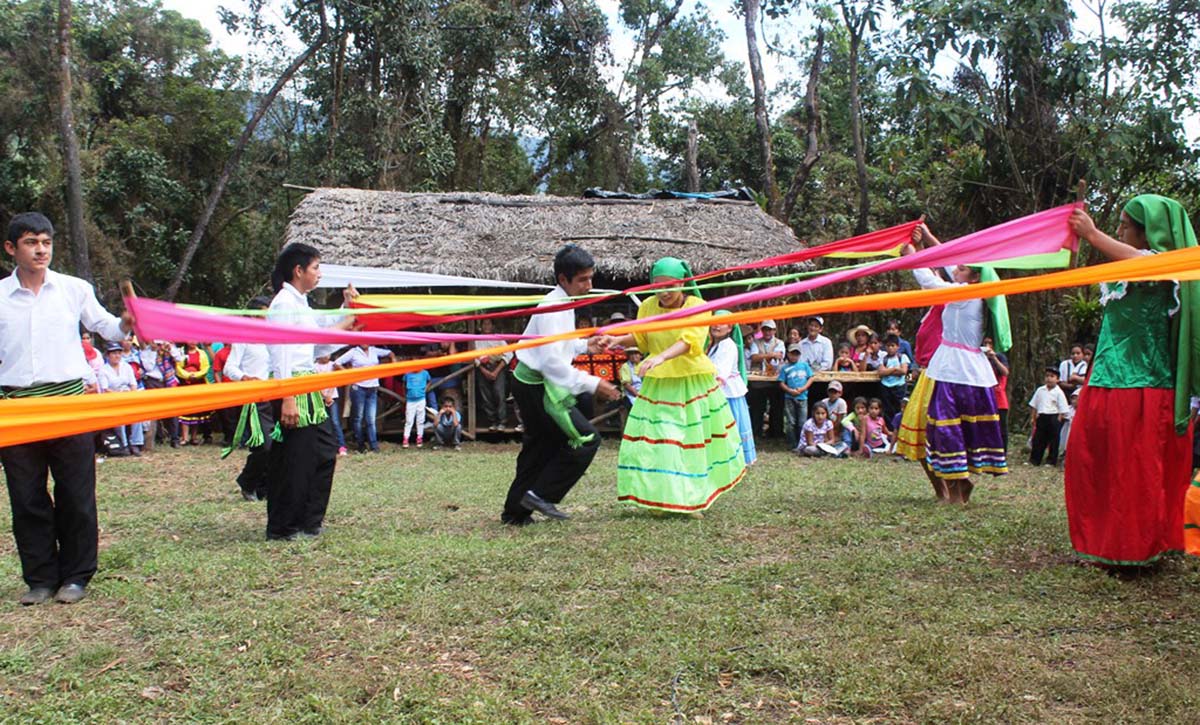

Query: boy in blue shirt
left=879, top=335, right=911, bottom=422
left=402, top=366, right=431, bottom=448
left=434, top=397, right=464, bottom=450
left=778, top=344, right=815, bottom=449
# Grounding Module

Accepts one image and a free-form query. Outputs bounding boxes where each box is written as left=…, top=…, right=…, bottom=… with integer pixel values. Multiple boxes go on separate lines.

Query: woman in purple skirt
left=903, top=225, right=1009, bottom=503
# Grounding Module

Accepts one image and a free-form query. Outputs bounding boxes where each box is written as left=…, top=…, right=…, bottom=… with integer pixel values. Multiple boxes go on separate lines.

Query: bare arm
left=1069, top=209, right=1144, bottom=261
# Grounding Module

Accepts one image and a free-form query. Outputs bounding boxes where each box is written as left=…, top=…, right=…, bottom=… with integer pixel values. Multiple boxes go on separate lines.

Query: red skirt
left=1064, top=387, right=1193, bottom=565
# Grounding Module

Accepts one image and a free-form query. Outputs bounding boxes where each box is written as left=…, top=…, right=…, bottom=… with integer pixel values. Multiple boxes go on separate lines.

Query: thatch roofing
left=283, top=188, right=804, bottom=285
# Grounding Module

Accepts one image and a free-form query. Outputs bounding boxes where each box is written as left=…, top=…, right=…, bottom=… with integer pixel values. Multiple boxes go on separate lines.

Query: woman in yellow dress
left=607, top=257, right=746, bottom=513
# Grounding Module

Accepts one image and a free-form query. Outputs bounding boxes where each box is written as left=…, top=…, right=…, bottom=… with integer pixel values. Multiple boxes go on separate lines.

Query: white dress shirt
left=708, top=337, right=748, bottom=399
left=1029, top=385, right=1070, bottom=415
left=912, top=267, right=997, bottom=388
left=334, top=346, right=391, bottom=388
left=514, top=286, right=598, bottom=396
left=0, top=269, right=125, bottom=387
left=224, top=342, right=271, bottom=381
left=266, top=283, right=345, bottom=380
left=799, top=334, right=834, bottom=371
left=97, top=360, right=137, bottom=393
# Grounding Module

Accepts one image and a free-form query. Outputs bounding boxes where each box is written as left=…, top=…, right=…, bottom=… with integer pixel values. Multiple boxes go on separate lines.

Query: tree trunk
left=164, top=3, right=329, bottom=301
left=55, top=0, right=91, bottom=282
left=325, top=23, right=347, bottom=185
left=781, top=27, right=825, bottom=223
left=847, top=30, right=870, bottom=234
left=685, top=119, right=700, bottom=192
left=743, top=0, right=781, bottom=217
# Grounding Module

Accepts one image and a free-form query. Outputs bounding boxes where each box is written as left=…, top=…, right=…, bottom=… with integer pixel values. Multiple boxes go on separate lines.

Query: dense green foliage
left=0, top=0, right=1197, bottom=376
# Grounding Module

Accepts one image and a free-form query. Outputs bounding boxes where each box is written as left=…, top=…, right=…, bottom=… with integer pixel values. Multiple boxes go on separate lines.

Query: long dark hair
left=271, top=243, right=320, bottom=293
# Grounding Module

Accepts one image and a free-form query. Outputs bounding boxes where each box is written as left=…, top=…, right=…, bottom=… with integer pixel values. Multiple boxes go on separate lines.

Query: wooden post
left=1071, top=179, right=1087, bottom=268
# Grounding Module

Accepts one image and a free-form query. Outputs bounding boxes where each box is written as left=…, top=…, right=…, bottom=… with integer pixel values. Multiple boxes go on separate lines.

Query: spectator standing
left=778, top=344, right=815, bottom=449
left=1058, top=344, right=1088, bottom=395
left=799, top=316, right=834, bottom=371
left=335, top=345, right=394, bottom=453
left=474, top=319, right=512, bottom=429
left=1029, top=367, right=1070, bottom=466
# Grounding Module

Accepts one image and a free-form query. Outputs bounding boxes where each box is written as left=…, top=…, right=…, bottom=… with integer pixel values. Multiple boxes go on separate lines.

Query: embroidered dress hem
left=924, top=380, right=1007, bottom=480
left=618, top=375, right=746, bottom=512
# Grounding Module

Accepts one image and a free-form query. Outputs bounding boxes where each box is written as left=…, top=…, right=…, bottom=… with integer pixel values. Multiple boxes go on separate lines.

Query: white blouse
left=912, top=268, right=997, bottom=388
left=708, top=337, right=748, bottom=399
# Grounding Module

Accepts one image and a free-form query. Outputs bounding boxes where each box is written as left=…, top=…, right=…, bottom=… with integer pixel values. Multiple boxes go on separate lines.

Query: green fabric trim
left=220, top=403, right=265, bottom=459
left=968, top=266, right=1012, bottom=353
left=513, top=361, right=542, bottom=386
left=2, top=379, right=86, bottom=398
left=513, top=362, right=593, bottom=448
left=1074, top=549, right=1179, bottom=567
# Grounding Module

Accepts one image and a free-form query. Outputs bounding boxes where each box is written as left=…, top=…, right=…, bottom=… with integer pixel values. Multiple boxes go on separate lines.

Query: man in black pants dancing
left=502, top=245, right=621, bottom=525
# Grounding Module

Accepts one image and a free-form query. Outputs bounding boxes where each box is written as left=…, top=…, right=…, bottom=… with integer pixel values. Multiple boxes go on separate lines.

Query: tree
left=836, top=0, right=876, bottom=234
left=781, top=26, right=824, bottom=224
left=55, top=0, right=91, bottom=281
left=741, top=0, right=781, bottom=216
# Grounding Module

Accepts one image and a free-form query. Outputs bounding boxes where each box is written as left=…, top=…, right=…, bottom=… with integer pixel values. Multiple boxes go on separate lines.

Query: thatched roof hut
left=283, top=188, right=804, bottom=285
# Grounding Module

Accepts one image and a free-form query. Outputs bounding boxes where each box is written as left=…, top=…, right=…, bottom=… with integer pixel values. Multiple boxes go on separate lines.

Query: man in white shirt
left=222, top=297, right=274, bottom=501
left=748, top=319, right=787, bottom=440
left=799, top=316, right=834, bottom=372
left=0, top=212, right=134, bottom=605
left=503, top=245, right=620, bottom=525
left=1029, top=367, right=1071, bottom=466
left=265, top=244, right=357, bottom=541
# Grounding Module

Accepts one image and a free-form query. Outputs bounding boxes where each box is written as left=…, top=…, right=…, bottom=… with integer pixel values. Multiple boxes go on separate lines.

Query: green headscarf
left=650, top=257, right=703, bottom=299
left=711, top=310, right=747, bottom=383
left=1123, top=194, right=1200, bottom=433
left=967, top=265, right=1012, bottom=353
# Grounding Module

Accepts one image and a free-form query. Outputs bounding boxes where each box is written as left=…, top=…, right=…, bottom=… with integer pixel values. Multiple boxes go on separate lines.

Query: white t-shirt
left=820, top=396, right=848, bottom=423
left=335, top=346, right=392, bottom=388
left=1029, top=385, right=1070, bottom=415
left=1059, top=359, right=1088, bottom=383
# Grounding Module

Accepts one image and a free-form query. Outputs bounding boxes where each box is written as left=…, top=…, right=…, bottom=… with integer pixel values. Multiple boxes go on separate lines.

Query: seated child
left=836, top=396, right=870, bottom=458
left=820, top=380, right=848, bottom=426
left=889, top=397, right=908, bottom=453
left=834, top=342, right=857, bottom=373
left=433, top=397, right=463, bottom=450
left=798, top=402, right=838, bottom=456
left=863, top=397, right=892, bottom=457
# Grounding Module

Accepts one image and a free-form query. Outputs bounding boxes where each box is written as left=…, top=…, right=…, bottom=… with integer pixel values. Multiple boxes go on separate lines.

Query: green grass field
left=1, top=441, right=1198, bottom=723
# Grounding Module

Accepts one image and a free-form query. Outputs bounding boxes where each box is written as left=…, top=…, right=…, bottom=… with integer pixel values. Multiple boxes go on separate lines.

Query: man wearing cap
left=748, top=319, right=787, bottom=440
left=0, top=212, right=134, bottom=605
left=799, top=316, right=834, bottom=372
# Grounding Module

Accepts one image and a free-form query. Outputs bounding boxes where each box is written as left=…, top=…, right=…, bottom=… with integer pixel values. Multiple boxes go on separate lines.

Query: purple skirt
left=925, top=380, right=1007, bottom=480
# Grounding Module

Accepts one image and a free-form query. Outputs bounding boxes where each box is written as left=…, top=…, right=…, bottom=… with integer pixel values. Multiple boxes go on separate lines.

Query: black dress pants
left=236, top=402, right=275, bottom=500
left=266, top=403, right=337, bottom=539
left=1030, top=413, right=1062, bottom=466
left=503, top=379, right=600, bottom=522
left=1, top=433, right=97, bottom=589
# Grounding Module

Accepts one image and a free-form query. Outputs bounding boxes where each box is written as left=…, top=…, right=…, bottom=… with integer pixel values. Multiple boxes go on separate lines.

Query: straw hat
left=846, top=324, right=875, bottom=343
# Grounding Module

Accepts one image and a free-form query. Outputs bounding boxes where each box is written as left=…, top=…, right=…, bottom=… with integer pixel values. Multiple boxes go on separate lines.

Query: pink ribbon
left=938, top=338, right=980, bottom=353
left=127, top=297, right=538, bottom=346
left=602, top=204, right=1079, bottom=332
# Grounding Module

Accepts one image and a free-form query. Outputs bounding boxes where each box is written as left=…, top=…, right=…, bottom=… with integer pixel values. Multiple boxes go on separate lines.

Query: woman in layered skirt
left=902, top=226, right=1010, bottom=503
left=1066, top=197, right=1199, bottom=566
left=609, top=258, right=746, bottom=513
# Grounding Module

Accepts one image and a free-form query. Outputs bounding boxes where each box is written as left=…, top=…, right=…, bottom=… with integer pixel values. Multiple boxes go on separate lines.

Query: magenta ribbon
left=601, top=204, right=1080, bottom=332
left=127, top=297, right=539, bottom=345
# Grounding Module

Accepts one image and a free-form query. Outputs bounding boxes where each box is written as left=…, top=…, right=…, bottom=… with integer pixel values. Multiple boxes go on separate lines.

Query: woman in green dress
left=607, top=258, right=746, bottom=513
left=1065, top=196, right=1200, bottom=566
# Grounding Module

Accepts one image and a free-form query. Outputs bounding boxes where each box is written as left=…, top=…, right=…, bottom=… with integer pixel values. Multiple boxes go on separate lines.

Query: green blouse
left=1088, top=281, right=1175, bottom=389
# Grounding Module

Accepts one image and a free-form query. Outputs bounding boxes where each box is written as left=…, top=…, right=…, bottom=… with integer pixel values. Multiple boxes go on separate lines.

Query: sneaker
left=454, top=445, right=462, bottom=451
left=402, top=442, right=409, bottom=449
left=338, top=447, right=348, bottom=457
left=416, top=438, right=423, bottom=447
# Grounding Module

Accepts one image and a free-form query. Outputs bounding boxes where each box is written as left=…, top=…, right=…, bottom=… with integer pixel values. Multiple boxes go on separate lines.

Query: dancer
left=1066, top=197, right=1198, bottom=566
left=708, top=310, right=756, bottom=465
left=222, top=297, right=273, bottom=502
left=611, top=257, right=746, bottom=514
left=502, top=245, right=620, bottom=525
left=264, top=243, right=357, bottom=541
left=0, top=212, right=134, bottom=605
left=902, top=224, right=1009, bottom=503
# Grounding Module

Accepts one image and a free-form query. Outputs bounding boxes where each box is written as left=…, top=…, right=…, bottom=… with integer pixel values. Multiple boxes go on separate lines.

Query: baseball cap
left=787, top=343, right=802, bottom=354
left=761, top=319, right=777, bottom=329
left=808, top=316, right=824, bottom=325
left=828, top=380, right=843, bottom=391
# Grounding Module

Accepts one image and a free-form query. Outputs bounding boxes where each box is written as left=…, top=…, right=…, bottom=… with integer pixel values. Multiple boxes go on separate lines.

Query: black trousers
left=1030, top=413, right=1062, bottom=466
left=881, top=384, right=906, bottom=423
left=1, top=433, right=97, bottom=589
left=748, top=385, right=785, bottom=439
left=236, top=402, right=275, bottom=500
left=266, top=404, right=337, bottom=539
left=503, top=378, right=600, bottom=522
left=998, top=408, right=1009, bottom=451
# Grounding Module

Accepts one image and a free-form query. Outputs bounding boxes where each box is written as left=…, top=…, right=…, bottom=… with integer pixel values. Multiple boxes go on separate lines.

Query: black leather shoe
left=53, top=583, right=86, bottom=604
left=267, top=532, right=299, bottom=541
left=300, top=527, right=324, bottom=538
left=19, top=587, right=54, bottom=606
left=521, top=491, right=569, bottom=520
left=500, top=513, right=534, bottom=527
left=240, top=488, right=258, bottom=502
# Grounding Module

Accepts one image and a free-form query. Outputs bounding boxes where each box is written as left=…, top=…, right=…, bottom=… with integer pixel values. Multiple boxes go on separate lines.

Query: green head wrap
left=711, top=310, right=747, bottom=383
left=650, top=257, right=703, bottom=300
left=966, top=265, right=1012, bottom=353
left=1122, top=194, right=1200, bottom=433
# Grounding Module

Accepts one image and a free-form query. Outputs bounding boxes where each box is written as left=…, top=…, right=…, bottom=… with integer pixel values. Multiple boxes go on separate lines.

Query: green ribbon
left=220, top=402, right=266, bottom=459
left=269, top=372, right=330, bottom=442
